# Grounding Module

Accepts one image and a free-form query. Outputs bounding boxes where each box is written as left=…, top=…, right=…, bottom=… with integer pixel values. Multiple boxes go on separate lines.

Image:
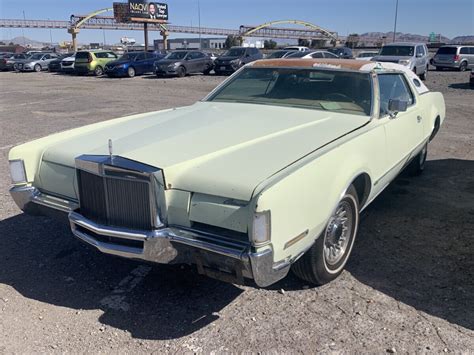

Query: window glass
left=378, top=74, right=414, bottom=116
left=380, top=46, right=414, bottom=56
left=436, top=47, right=457, bottom=55
left=460, top=47, right=469, bottom=54
left=107, top=52, right=117, bottom=58
left=208, top=67, right=372, bottom=116
left=312, top=52, right=324, bottom=58
left=324, top=52, right=339, bottom=58
left=135, top=53, right=146, bottom=61
left=470, top=47, right=474, bottom=55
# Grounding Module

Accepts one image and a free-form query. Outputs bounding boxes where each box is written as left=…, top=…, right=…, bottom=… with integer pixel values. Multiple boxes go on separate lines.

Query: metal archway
left=68, top=8, right=113, bottom=51
left=240, top=19, right=337, bottom=40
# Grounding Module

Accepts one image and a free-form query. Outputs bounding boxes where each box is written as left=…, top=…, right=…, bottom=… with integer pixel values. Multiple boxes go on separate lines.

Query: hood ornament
left=108, top=139, right=114, bottom=164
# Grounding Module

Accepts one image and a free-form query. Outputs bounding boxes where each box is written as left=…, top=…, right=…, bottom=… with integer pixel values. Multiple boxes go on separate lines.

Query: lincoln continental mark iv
left=9, top=59, right=445, bottom=287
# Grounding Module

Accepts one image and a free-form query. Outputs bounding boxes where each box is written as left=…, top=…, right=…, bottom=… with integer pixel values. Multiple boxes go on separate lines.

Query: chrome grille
left=78, top=169, right=153, bottom=230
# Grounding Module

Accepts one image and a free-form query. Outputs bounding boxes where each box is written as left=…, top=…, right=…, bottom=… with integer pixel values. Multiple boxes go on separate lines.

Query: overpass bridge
left=0, top=17, right=337, bottom=50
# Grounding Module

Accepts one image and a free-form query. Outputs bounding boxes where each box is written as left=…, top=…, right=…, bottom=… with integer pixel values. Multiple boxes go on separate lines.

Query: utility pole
left=22, top=10, right=26, bottom=47
left=198, top=0, right=202, bottom=50
left=393, top=0, right=399, bottom=42
left=103, top=29, right=107, bottom=48
left=48, top=18, right=53, bottom=48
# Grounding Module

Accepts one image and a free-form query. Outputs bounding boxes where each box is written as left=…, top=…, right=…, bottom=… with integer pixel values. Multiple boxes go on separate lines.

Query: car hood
left=216, top=56, right=241, bottom=62
left=372, top=55, right=412, bottom=62
left=155, top=59, right=182, bottom=66
left=41, top=102, right=369, bottom=201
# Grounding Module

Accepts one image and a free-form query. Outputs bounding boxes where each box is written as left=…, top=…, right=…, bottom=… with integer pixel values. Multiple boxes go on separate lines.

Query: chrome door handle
left=417, top=116, right=423, bottom=123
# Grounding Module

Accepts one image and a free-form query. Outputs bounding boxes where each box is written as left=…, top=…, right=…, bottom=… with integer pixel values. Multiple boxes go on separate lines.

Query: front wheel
left=459, top=61, right=468, bottom=72
left=127, top=66, right=136, bottom=78
left=419, top=66, right=428, bottom=80
left=292, top=185, right=359, bottom=285
left=203, top=64, right=213, bottom=75
left=34, top=64, right=42, bottom=72
left=94, top=66, right=103, bottom=76
left=177, top=66, right=186, bottom=78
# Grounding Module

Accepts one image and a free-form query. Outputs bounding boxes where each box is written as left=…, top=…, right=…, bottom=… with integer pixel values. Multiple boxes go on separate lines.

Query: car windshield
left=223, top=48, right=246, bottom=57
left=328, top=48, right=344, bottom=55
left=267, top=51, right=291, bottom=59
left=436, top=47, right=457, bottom=55
left=358, top=52, right=377, bottom=58
left=380, top=46, right=414, bottom=56
left=166, top=51, right=188, bottom=60
left=208, top=67, right=372, bottom=116
left=287, top=51, right=308, bottom=58
left=29, top=53, right=44, bottom=60
left=120, top=53, right=140, bottom=61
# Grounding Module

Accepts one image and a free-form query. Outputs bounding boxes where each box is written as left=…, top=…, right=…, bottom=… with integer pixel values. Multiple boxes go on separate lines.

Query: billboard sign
left=128, top=1, right=168, bottom=23
left=113, top=2, right=130, bottom=23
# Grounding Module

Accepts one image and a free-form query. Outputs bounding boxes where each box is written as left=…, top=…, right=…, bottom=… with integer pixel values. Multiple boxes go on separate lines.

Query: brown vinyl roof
left=252, top=58, right=369, bottom=71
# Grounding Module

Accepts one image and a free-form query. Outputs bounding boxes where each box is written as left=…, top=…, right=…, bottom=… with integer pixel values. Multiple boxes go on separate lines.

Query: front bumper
left=214, top=63, right=239, bottom=73
left=105, top=66, right=127, bottom=77
left=10, top=185, right=290, bottom=287
left=155, top=66, right=179, bottom=75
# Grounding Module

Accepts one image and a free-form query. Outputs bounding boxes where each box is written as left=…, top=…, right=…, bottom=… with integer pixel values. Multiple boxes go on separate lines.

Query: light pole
left=198, top=0, right=202, bottom=50
left=22, top=10, right=26, bottom=47
left=48, top=18, right=53, bottom=48
left=393, top=0, right=399, bottom=42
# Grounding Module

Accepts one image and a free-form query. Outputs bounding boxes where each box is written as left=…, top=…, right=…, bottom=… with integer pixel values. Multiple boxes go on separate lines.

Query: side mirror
left=388, top=99, right=408, bottom=117
left=416, top=53, right=423, bottom=58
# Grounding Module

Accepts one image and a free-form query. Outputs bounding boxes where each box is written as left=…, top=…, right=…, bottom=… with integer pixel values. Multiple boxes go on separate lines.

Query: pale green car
left=8, top=59, right=445, bottom=287
left=74, top=50, right=118, bottom=76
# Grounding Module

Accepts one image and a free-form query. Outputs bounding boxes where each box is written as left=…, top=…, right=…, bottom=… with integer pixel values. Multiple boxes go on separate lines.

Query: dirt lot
left=0, top=70, right=473, bottom=353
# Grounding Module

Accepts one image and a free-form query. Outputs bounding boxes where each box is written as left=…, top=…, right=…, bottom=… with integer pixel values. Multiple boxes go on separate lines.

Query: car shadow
left=266, top=159, right=474, bottom=330
left=449, top=83, right=473, bottom=90
left=0, top=213, right=243, bottom=340
left=0, top=159, right=472, bottom=337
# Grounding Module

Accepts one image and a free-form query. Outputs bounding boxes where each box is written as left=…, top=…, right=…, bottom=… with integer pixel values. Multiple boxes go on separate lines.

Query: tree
left=264, top=40, right=277, bottom=49
left=225, top=35, right=241, bottom=49
left=345, top=33, right=360, bottom=49
left=298, top=38, right=310, bottom=47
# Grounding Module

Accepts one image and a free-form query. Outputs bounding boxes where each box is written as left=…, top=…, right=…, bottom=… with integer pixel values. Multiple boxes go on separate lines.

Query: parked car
left=0, top=53, right=29, bottom=71
left=15, top=53, right=58, bottom=72
left=154, top=50, right=214, bottom=77
left=470, top=71, right=474, bottom=87
left=328, top=47, right=354, bottom=59
left=206, top=52, right=218, bottom=61
left=48, top=53, right=74, bottom=72
left=355, top=51, right=379, bottom=61
left=60, top=54, right=76, bottom=73
left=104, top=51, right=165, bottom=78
left=372, top=42, right=429, bottom=80
left=74, top=50, right=118, bottom=76
left=283, top=46, right=309, bottom=52
left=286, top=50, right=339, bottom=59
left=266, top=50, right=298, bottom=59
left=214, top=47, right=263, bottom=75
left=432, top=45, right=474, bottom=71
left=8, top=59, right=445, bottom=287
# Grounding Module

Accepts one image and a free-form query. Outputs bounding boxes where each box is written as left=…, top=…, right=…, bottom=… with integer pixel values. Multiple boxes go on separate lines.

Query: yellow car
left=8, top=59, right=446, bottom=287
left=74, top=50, right=118, bottom=76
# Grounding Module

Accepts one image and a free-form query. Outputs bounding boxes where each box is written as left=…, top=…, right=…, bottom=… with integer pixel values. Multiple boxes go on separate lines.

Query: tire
left=177, top=66, right=186, bottom=78
left=13, top=64, right=19, bottom=71
left=292, top=185, right=359, bottom=285
left=419, top=66, right=428, bottom=80
left=436, top=66, right=443, bottom=71
left=407, top=143, right=428, bottom=176
left=127, top=66, right=136, bottom=78
left=203, top=64, right=212, bottom=75
left=94, top=66, right=103, bottom=76
left=214, top=70, right=222, bottom=76
left=34, top=64, right=42, bottom=72
left=459, top=61, right=468, bottom=72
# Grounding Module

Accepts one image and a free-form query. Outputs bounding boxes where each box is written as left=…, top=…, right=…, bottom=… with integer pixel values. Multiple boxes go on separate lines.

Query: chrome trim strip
left=9, top=185, right=78, bottom=213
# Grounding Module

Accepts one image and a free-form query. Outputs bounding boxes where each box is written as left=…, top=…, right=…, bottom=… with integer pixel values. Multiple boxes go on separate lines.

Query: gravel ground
left=0, top=70, right=473, bottom=353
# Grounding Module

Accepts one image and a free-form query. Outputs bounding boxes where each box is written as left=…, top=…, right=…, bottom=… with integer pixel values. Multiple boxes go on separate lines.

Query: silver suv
left=372, top=42, right=429, bottom=80
left=432, top=45, right=474, bottom=71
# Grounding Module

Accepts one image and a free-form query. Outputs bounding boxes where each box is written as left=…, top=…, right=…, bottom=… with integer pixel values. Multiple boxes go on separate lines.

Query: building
left=154, top=37, right=226, bottom=51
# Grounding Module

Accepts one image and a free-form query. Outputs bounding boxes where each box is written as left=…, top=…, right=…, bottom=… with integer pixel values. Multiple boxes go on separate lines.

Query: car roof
left=385, top=42, right=425, bottom=46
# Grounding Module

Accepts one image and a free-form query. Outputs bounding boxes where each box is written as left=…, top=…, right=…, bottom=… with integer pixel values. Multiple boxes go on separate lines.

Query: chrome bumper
left=9, top=185, right=290, bottom=287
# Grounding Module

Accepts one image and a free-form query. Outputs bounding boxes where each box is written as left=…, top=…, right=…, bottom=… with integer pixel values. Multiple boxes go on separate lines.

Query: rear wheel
left=419, top=66, right=428, bottom=80
left=127, top=66, right=136, bottom=78
left=459, top=61, right=468, bottom=72
left=177, top=66, right=186, bottom=78
left=203, top=64, right=212, bottom=75
left=94, top=66, right=103, bottom=76
left=408, top=143, right=428, bottom=176
left=34, top=64, right=42, bottom=72
left=292, top=185, right=359, bottom=285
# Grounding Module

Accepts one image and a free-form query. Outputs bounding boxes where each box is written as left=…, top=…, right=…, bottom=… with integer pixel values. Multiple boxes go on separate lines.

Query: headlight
left=252, top=211, right=271, bottom=246
left=399, top=59, right=411, bottom=66
left=231, top=59, right=241, bottom=66
left=9, top=160, right=27, bottom=184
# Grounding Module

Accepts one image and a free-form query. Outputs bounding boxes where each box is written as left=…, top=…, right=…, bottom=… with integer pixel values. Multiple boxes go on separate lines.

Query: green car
left=74, top=50, right=118, bottom=76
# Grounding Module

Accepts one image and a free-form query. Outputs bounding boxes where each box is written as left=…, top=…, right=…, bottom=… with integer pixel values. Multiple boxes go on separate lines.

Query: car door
left=194, top=51, right=208, bottom=72
left=186, top=52, right=201, bottom=73
left=144, top=53, right=156, bottom=73
left=415, top=46, right=425, bottom=73
left=378, top=73, right=424, bottom=183
left=134, top=52, right=146, bottom=74
left=469, top=47, right=474, bottom=68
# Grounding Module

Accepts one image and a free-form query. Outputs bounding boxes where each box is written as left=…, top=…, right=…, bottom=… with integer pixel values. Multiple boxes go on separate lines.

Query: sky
left=0, top=0, right=473, bottom=44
